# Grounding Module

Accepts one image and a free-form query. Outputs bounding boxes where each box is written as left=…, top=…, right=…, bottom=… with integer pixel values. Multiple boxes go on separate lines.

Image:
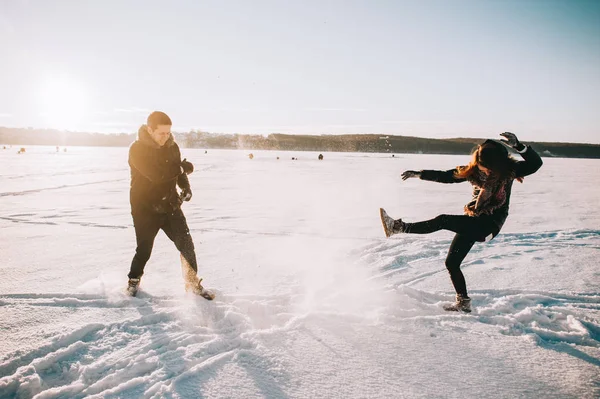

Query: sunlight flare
left=37, top=76, right=89, bottom=130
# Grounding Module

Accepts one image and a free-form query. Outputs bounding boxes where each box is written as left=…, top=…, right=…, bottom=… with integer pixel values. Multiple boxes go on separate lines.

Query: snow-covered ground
left=1, top=145, right=598, bottom=399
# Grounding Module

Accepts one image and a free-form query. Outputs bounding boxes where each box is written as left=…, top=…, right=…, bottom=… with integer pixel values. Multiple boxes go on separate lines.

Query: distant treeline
left=1, top=127, right=599, bottom=159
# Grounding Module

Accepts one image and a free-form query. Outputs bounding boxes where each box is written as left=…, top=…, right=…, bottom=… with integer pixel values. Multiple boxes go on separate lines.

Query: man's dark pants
left=128, top=208, right=198, bottom=281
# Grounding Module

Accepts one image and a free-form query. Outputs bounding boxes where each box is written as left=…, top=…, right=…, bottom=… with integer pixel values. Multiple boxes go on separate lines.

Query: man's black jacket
left=128, top=125, right=191, bottom=214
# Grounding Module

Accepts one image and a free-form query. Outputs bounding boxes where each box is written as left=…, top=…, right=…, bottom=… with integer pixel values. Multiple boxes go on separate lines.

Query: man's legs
left=128, top=211, right=162, bottom=279
left=161, top=209, right=198, bottom=282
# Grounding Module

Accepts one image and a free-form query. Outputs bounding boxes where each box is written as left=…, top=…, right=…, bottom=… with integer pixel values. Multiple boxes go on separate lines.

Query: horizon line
left=1, top=125, right=599, bottom=146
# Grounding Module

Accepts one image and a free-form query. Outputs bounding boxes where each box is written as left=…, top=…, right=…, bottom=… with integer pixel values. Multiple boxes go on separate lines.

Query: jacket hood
left=137, top=124, right=175, bottom=148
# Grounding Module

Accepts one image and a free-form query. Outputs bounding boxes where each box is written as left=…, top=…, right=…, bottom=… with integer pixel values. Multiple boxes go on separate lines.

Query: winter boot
left=443, top=294, right=472, bottom=313
left=185, top=277, right=215, bottom=300
left=379, top=208, right=406, bottom=238
left=127, top=278, right=141, bottom=297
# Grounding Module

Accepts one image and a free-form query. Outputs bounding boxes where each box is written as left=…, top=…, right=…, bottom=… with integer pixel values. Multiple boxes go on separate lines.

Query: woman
left=379, top=132, right=543, bottom=312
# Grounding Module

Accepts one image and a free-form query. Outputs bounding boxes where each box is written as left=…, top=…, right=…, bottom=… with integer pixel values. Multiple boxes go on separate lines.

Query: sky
left=1, top=0, right=599, bottom=143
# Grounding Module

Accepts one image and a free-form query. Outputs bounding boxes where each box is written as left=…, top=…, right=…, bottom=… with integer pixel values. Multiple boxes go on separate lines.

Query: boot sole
left=443, top=304, right=472, bottom=313
left=185, top=285, right=216, bottom=300
left=200, top=290, right=215, bottom=300
left=380, top=208, right=392, bottom=238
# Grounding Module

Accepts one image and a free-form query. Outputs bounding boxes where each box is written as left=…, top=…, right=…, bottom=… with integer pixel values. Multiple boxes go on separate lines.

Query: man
left=126, top=111, right=213, bottom=299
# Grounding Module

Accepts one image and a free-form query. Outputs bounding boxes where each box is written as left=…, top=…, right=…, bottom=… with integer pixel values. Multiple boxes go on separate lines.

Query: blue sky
left=1, top=0, right=599, bottom=143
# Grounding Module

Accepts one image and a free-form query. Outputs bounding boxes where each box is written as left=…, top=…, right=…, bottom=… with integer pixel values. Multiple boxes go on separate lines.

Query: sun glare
left=38, top=77, right=88, bottom=130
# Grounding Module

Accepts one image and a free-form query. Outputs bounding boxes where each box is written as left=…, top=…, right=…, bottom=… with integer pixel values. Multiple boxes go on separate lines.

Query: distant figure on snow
left=248, top=153, right=254, bottom=159
left=17, top=147, right=26, bottom=154
left=318, top=154, right=324, bottom=160
left=126, top=111, right=214, bottom=300
left=380, top=132, right=543, bottom=312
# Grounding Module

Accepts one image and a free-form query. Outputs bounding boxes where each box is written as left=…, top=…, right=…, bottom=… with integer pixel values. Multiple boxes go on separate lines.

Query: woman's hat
left=478, top=140, right=509, bottom=169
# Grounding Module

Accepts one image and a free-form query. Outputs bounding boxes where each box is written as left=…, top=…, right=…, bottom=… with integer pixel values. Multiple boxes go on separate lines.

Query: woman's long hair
left=454, top=140, right=523, bottom=183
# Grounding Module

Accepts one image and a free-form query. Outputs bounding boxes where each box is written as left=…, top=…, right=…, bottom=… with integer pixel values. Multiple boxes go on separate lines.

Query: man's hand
left=181, top=187, right=192, bottom=202
left=499, top=132, right=525, bottom=151
left=181, top=158, right=194, bottom=175
left=401, top=170, right=421, bottom=180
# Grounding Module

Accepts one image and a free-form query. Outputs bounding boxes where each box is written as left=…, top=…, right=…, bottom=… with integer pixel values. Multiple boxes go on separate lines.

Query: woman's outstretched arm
left=402, top=169, right=467, bottom=184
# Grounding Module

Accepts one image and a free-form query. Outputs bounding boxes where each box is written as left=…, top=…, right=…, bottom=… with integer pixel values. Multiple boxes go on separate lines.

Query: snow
left=1, top=146, right=599, bottom=398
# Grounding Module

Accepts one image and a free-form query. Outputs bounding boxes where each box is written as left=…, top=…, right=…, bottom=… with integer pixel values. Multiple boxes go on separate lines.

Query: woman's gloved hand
left=500, top=132, right=525, bottom=152
left=401, top=170, right=422, bottom=181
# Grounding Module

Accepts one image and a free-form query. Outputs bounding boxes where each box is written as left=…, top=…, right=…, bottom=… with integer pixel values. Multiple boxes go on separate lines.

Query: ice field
left=1, top=146, right=599, bottom=398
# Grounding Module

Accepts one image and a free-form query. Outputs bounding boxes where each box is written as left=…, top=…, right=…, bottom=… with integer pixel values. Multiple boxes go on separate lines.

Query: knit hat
left=477, top=140, right=508, bottom=170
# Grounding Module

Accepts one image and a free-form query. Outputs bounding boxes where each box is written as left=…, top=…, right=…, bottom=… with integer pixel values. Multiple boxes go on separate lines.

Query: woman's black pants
left=403, top=214, right=497, bottom=298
